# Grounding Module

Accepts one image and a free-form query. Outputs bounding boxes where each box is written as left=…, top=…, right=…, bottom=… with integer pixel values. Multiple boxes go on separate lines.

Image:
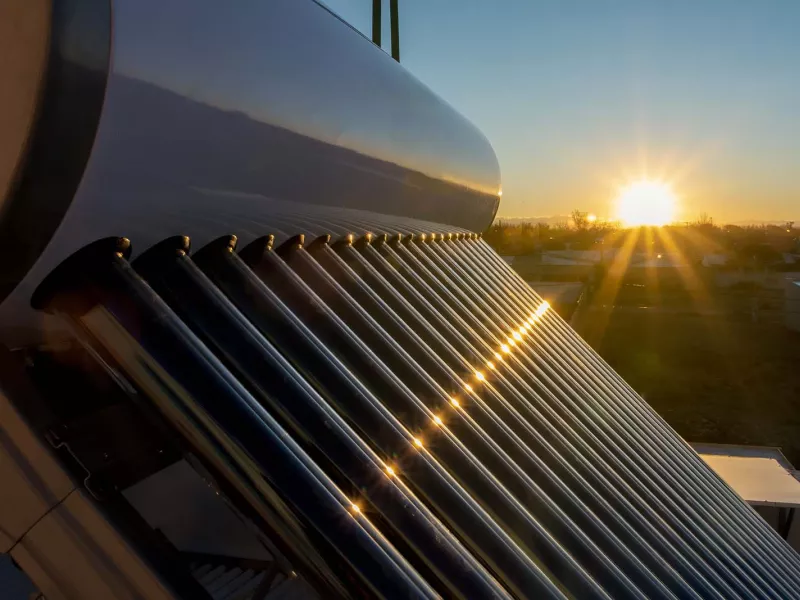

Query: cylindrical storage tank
left=0, top=0, right=501, bottom=348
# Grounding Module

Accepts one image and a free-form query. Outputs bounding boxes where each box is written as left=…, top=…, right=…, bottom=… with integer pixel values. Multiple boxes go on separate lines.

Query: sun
left=614, top=179, right=677, bottom=227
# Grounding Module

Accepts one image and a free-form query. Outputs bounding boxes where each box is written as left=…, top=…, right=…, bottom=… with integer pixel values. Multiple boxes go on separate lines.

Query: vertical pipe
left=372, top=0, right=381, bottom=46
left=390, top=0, right=400, bottom=61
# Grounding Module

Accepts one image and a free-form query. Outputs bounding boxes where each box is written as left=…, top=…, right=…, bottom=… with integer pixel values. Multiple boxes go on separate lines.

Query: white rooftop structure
left=702, top=253, right=729, bottom=267
left=692, top=444, right=799, bottom=548
left=693, top=444, right=800, bottom=508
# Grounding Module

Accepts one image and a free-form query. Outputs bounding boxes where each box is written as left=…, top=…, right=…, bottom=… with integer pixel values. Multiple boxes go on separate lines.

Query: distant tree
left=570, top=209, right=589, bottom=231
left=695, top=213, right=714, bottom=227
left=536, top=222, right=550, bottom=240
left=553, top=220, right=569, bottom=231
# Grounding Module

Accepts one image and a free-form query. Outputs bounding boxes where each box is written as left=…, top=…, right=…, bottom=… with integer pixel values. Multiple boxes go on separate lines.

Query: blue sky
left=329, top=1, right=800, bottom=222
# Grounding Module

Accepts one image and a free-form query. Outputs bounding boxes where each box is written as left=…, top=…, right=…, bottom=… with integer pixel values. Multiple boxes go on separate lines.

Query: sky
left=328, top=0, right=800, bottom=223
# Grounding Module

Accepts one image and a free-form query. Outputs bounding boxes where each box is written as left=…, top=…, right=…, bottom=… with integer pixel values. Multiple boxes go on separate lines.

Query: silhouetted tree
left=695, top=213, right=714, bottom=227
left=570, top=209, right=589, bottom=231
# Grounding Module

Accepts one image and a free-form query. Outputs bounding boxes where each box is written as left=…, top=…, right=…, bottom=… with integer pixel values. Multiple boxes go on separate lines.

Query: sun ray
left=643, top=226, right=661, bottom=303
left=577, top=227, right=641, bottom=345
left=654, top=227, right=714, bottom=309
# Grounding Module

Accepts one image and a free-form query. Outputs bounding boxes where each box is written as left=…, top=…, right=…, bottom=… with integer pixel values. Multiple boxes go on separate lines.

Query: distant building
left=702, top=253, right=729, bottom=267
